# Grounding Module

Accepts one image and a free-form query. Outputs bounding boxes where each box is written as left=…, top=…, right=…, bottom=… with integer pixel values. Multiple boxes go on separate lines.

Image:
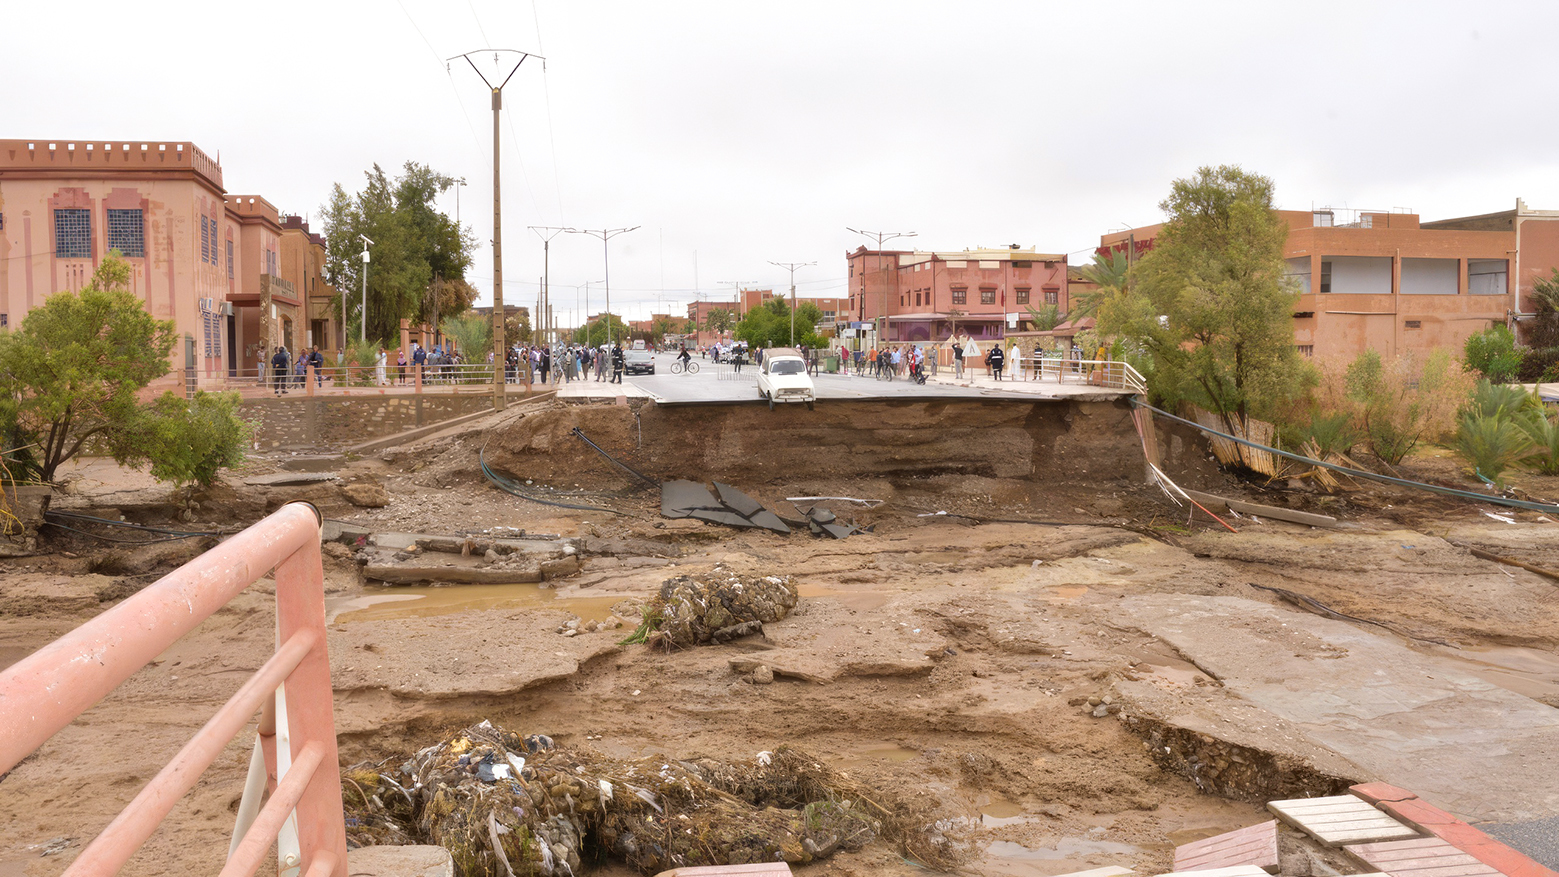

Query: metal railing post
left=274, top=534, right=346, bottom=877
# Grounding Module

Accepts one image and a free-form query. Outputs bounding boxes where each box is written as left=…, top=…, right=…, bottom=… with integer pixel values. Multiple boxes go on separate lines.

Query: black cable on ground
left=569, top=428, right=659, bottom=489
left=1133, top=399, right=1559, bottom=515
left=44, top=509, right=225, bottom=537
left=478, top=445, right=627, bottom=515
left=40, top=520, right=212, bottom=545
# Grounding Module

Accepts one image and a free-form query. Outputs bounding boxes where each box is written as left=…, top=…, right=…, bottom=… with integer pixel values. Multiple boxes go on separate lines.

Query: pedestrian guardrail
left=716, top=360, right=754, bottom=381
left=0, top=502, right=347, bottom=877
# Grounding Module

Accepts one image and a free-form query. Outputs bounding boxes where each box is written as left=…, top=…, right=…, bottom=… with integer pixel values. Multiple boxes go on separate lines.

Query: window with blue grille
left=200, top=215, right=210, bottom=263
left=107, top=209, right=144, bottom=258
left=54, top=208, right=91, bottom=258
left=227, top=239, right=234, bottom=279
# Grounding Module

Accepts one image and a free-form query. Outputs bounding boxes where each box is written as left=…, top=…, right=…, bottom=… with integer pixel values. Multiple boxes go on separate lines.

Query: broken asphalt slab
left=1110, top=593, right=1559, bottom=824
left=328, top=611, right=619, bottom=733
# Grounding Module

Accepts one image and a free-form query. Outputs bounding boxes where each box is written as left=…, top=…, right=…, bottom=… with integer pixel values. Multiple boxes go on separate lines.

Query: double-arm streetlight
left=564, top=226, right=639, bottom=347
left=847, top=227, right=916, bottom=345
left=769, top=260, right=815, bottom=346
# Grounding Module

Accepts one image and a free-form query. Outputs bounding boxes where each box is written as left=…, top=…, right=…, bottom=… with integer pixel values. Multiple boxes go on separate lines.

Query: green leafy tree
left=1462, top=324, right=1522, bottom=383
left=0, top=254, right=246, bottom=487
left=1098, top=165, right=1308, bottom=434
left=504, top=307, right=532, bottom=345
left=440, top=313, right=492, bottom=360
left=134, top=391, right=251, bottom=489
left=703, top=308, right=735, bottom=335
left=321, top=162, right=476, bottom=345
left=734, top=298, right=827, bottom=349
left=573, top=314, right=631, bottom=347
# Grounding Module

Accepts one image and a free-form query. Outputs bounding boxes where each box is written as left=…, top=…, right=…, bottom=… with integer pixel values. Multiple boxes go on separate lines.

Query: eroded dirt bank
left=3, top=399, right=1559, bottom=877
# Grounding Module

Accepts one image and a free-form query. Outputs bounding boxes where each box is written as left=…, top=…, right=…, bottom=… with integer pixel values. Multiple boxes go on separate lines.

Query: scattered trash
left=622, top=570, right=799, bottom=650
left=1485, top=512, right=1517, bottom=524
left=917, top=511, right=948, bottom=518
left=785, top=495, right=884, bottom=507
left=342, top=720, right=930, bottom=876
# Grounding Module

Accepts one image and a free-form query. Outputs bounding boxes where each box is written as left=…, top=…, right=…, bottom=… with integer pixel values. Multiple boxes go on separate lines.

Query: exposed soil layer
left=3, top=399, right=1559, bottom=877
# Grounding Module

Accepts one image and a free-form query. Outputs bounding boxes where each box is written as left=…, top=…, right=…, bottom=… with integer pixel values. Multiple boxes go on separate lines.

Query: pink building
left=0, top=139, right=301, bottom=388
left=845, top=245, right=1069, bottom=345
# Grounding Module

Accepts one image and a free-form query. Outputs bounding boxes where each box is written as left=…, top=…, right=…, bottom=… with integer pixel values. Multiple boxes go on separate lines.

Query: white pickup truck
left=756, top=347, right=815, bottom=410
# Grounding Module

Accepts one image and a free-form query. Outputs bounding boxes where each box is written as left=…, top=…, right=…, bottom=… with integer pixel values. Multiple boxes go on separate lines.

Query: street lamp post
left=565, top=227, right=639, bottom=348
left=358, top=235, right=374, bottom=343
left=847, top=227, right=916, bottom=346
left=769, top=260, right=815, bottom=347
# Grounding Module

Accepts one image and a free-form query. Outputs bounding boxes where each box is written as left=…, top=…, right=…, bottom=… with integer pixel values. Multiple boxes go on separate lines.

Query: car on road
left=756, top=347, right=814, bottom=410
left=624, top=349, right=654, bottom=375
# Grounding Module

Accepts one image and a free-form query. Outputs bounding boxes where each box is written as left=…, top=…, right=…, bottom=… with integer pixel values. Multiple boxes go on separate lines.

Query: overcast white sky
left=7, top=1, right=1559, bottom=325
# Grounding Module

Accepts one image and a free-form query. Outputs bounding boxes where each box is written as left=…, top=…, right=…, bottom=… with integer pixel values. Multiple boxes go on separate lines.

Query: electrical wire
left=41, top=520, right=212, bottom=545
left=1134, top=399, right=1559, bottom=515
left=44, top=510, right=227, bottom=536
left=530, top=0, right=567, bottom=226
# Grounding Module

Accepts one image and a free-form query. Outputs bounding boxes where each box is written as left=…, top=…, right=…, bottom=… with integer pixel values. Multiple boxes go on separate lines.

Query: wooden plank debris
left=1182, top=490, right=1339, bottom=529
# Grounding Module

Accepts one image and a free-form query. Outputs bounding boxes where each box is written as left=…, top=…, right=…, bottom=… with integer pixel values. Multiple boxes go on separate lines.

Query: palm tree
left=1070, top=250, right=1130, bottom=322
left=1527, top=268, right=1559, bottom=349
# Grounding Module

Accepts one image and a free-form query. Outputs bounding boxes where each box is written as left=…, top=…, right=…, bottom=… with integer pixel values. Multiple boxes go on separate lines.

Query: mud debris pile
left=342, top=720, right=918, bottom=876
left=627, top=570, right=799, bottom=650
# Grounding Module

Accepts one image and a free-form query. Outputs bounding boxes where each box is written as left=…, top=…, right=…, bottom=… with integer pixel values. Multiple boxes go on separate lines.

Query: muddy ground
left=3, top=397, right=1558, bottom=877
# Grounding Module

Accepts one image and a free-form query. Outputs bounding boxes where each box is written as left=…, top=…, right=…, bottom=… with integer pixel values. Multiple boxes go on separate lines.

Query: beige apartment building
left=1098, top=200, right=1559, bottom=361
left=0, top=139, right=319, bottom=388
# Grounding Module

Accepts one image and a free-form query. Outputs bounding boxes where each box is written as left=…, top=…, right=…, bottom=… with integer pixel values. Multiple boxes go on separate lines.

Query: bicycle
left=670, top=359, right=699, bottom=375
left=875, top=360, right=894, bottom=381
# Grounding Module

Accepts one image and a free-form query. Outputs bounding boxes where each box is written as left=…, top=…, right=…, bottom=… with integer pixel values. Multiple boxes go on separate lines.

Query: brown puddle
left=330, top=583, right=624, bottom=624
left=1442, top=645, right=1559, bottom=703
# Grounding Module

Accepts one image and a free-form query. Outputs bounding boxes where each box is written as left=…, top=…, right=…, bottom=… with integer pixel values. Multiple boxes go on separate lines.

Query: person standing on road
left=270, top=345, right=291, bottom=395
left=1010, top=339, right=1023, bottom=382
left=986, top=343, right=1005, bottom=382
left=611, top=344, right=625, bottom=383
left=309, top=345, right=325, bottom=386
left=953, top=340, right=964, bottom=379
left=539, top=346, right=551, bottom=384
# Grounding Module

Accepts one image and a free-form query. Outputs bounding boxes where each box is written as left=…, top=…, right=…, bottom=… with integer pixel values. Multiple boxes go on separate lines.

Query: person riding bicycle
left=677, top=345, right=691, bottom=367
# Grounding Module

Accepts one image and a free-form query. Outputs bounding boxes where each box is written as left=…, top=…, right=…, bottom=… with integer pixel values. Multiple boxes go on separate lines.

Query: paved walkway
left=1114, top=594, right=1559, bottom=826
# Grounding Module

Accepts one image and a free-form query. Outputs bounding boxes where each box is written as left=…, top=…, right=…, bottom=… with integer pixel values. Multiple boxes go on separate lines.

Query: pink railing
left=0, top=502, right=346, bottom=877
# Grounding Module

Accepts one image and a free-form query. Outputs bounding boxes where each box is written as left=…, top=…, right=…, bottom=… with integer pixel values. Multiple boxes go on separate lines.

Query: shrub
left=1341, top=349, right=1472, bottom=465
left=1456, top=412, right=1533, bottom=486
left=1520, top=409, right=1559, bottom=476
left=1280, top=411, right=1358, bottom=458
left=1463, top=379, right=1538, bottom=421
left=1463, top=325, right=1522, bottom=383
left=1518, top=346, right=1559, bottom=383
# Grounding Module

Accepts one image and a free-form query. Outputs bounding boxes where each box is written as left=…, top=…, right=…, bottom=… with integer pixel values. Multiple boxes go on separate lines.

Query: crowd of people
left=255, top=334, right=1109, bottom=395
